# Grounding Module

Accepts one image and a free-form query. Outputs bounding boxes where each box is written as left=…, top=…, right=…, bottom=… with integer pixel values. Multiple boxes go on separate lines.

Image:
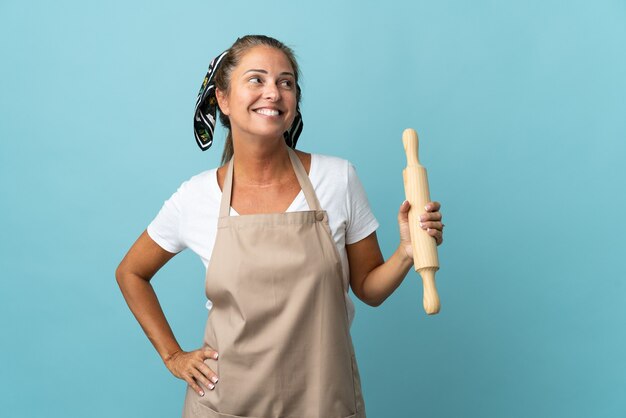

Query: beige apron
left=181, top=148, right=366, bottom=418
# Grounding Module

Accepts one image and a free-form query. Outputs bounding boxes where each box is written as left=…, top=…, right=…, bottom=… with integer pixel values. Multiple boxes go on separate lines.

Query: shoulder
left=310, top=152, right=353, bottom=173
left=307, top=153, right=361, bottom=208
left=309, top=153, right=362, bottom=187
left=167, top=168, right=218, bottom=205
left=180, top=168, right=215, bottom=190
left=310, top=152, right=349, bottom=166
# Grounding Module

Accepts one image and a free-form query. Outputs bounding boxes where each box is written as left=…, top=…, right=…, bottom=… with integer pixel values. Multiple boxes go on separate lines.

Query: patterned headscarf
left=193, top=50, right=304, bottom=151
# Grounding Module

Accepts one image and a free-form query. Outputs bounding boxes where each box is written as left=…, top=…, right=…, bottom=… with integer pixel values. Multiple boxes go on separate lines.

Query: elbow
left=365, top=297, right=384, bottom=308
left=115, top=261, right=134, bottom=288
left=115, top=262, right=152, bottom=288
left=357, top=278, right=388, bottom=308
left=115, top=264, right=125, bottom=287
left=352, top=279, right=384, bottom=308
left=356, top=290, right=384, bottom=308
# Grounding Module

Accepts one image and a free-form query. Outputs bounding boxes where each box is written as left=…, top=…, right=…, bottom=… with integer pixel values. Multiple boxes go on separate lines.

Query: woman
left=116, top=35, right=444, bottom=418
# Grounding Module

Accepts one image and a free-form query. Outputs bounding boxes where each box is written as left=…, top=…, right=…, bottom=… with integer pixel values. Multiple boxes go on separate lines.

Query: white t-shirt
left=147, top=153, right=379, bottom=327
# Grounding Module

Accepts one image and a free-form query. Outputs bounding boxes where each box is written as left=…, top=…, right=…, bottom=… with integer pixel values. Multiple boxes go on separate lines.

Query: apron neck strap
left=219, top=155, right=235, bottom=217
left=219, top=147, right=321, bottom=217
left=286, top=147, right=322, bottom=212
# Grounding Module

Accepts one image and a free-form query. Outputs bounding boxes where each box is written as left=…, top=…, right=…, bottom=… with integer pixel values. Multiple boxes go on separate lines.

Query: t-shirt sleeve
left=345, top=162, right=379, bottom=245
left=146, top=182, right=187, bottom=254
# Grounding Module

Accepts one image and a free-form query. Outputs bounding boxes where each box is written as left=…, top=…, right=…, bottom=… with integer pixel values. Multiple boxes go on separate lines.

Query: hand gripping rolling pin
left=402, top=128, right=441, bottom=315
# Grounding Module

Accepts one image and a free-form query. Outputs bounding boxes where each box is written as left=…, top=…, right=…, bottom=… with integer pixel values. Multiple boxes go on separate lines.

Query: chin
left=251, top=128, right=288, bottom=141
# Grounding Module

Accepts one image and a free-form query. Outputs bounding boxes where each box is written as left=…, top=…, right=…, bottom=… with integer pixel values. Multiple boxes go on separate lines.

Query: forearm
left=116, top=272, right=183, bottom=363
left=360, top=245, right=414, bottom=307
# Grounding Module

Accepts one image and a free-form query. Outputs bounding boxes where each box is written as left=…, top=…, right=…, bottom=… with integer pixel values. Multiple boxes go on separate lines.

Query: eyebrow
left=243, top=69, right=295, bottom=77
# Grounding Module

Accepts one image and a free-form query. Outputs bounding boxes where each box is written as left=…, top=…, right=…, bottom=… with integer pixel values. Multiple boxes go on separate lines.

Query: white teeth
left=254, top=108, right=280, bottom=116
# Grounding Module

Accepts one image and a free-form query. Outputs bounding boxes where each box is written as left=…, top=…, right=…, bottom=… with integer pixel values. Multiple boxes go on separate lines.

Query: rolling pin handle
left=402, top=128, right=420, bottom=166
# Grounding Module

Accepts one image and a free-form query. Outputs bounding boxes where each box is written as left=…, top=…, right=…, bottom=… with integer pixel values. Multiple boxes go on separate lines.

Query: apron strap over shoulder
left=286, top=147, right=322, bottom=212
left=219, top=155, right=236, bottom=218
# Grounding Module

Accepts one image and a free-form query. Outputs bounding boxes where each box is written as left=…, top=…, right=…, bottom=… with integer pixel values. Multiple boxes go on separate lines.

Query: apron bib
left=182, top=148, right=366, bottom=418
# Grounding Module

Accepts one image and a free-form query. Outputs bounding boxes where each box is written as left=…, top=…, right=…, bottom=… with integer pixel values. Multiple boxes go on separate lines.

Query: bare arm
left=115, top=230, right=220, bottom=396
left=115, top=230, right=181, bottom=362
left=347, top=232, right=413, bottom=307
left=347, top=201, right=444, bottom=307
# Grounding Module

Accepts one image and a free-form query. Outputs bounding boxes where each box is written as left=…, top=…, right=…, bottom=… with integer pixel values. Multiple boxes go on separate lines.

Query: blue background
left=1, top=1, right=625, bottom=417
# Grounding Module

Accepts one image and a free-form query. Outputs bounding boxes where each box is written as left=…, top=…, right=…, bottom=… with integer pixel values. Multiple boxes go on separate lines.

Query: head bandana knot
left=193, top=50, right=304, bottom=151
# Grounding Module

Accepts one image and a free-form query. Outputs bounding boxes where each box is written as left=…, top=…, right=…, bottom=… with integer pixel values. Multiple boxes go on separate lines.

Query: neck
left=231, top=132, right=292, bottom=186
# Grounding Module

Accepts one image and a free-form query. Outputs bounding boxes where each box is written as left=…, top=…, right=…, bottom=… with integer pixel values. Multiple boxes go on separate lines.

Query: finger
left=198, top=360, right=219, bottom=385
left=426, top=228, right=443, bottom=245
left=425, top=201, right=441, bottom=212
left=419, top=211, right=442, bottom=222
left=202, top=348, right=219, bottom=360
left=184, top=374, right=206, bottom=397
left=191, top=368, right=215, bottom=391
left=398, top=201, right=410, bottom=222
left=420, top=221, right=443, bottom=231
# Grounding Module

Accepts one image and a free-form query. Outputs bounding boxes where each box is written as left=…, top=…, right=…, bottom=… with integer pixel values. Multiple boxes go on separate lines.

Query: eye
left=248, top=77, right=262, bottom=84
left=280, top=79, right=293, bottom=88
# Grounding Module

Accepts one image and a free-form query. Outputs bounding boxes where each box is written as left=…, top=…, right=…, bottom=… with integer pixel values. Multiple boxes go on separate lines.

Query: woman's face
left=216, top=46, right=297, bottom=143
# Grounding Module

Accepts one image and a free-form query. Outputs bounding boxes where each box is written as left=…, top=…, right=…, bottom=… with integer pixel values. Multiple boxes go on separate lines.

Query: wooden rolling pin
left=402, top=128, right=441, bottom=315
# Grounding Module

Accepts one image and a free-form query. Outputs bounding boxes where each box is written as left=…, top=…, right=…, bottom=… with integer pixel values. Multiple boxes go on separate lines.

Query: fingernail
left=211, top=376, right=219, bottom=384
left=208, top=383, right=215, bottom=390
left=420, top=222, right=425, bottom=228
left=199, top=391, right=205, bottom=397
left=214, top=353, right=219, bottom=360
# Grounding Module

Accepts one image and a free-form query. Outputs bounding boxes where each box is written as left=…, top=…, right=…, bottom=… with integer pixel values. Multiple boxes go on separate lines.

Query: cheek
left=233, top=90, right=257, bottom=111
left=285, top=92, right=297, bottom=110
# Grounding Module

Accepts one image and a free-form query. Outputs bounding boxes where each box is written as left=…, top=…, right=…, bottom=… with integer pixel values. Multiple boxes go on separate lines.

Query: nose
left=263, top=82, right=281, bottom=102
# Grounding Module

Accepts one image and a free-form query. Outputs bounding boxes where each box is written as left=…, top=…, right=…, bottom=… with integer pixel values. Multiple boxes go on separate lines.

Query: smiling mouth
left=253, top=108, right=283, bottom=116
